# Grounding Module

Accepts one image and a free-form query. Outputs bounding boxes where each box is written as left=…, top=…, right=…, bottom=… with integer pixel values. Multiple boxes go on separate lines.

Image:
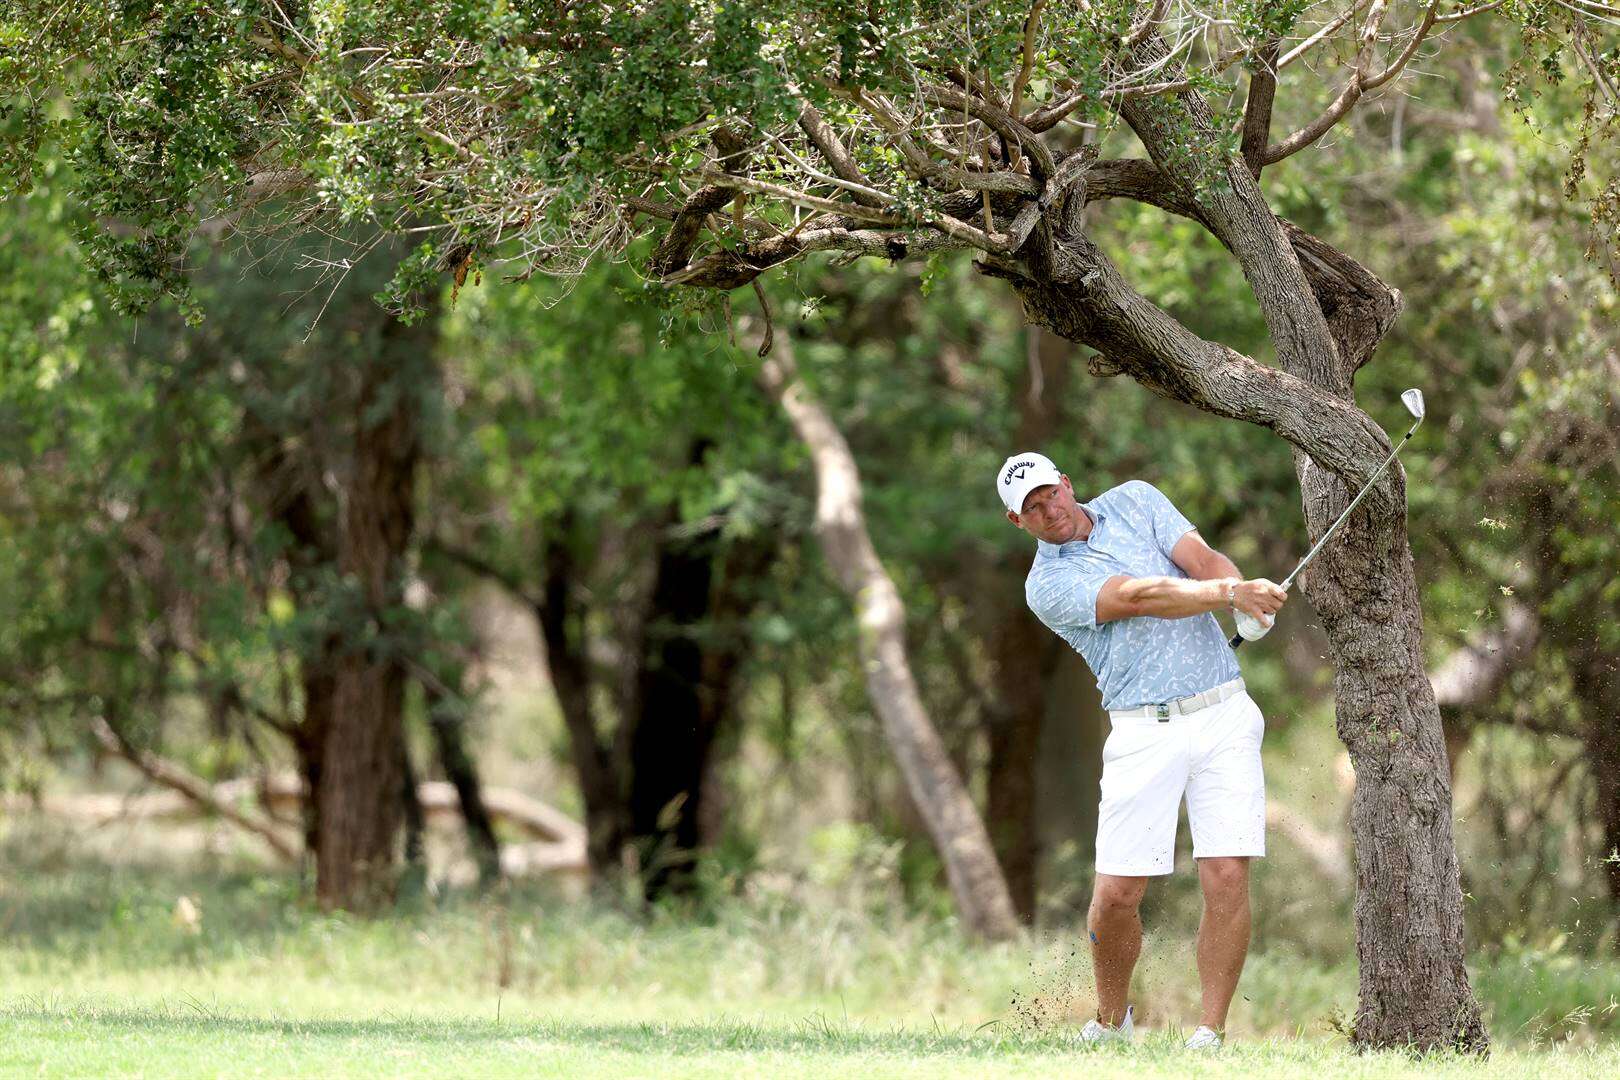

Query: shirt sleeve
left=1026, top=562, right=1115, bottom=632
left=1130, top=480, right=1197, bottom=560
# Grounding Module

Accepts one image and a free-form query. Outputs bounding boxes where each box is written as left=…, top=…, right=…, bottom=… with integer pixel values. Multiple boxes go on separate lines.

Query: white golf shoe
left=1076, top=1005, right=1134, bottom=1045
left=1185, top=1025, right=1223, bottom=1050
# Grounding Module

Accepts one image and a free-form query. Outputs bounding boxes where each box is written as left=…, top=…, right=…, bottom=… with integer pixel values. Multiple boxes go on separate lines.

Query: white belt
left=1109, top=677, right=1246, bottom=723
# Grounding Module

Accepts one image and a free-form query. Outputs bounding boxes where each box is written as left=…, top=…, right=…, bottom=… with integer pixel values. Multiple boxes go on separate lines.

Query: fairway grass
left=3, top=819, right=1619, bottom=1077
left=3, top=995, right=1619, bottom=1078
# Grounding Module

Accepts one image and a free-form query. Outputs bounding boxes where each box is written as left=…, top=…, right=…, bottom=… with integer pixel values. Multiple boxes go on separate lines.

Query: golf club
left=1229, top=388, right=1426, bottom=649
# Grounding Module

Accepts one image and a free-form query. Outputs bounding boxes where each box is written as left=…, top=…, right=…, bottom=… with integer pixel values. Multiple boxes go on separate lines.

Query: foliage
left=6, top=0, right=1612, bottom=313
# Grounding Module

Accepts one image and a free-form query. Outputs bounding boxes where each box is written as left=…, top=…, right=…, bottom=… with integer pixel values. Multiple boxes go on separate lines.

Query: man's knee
left=1090, top=875, right=1148, bottom=919
left=1198, top=857, right=1250, bottom=906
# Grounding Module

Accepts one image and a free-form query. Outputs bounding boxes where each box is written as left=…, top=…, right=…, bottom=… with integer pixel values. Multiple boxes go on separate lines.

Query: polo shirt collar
left=1036, top=502, right=1103, bottom=557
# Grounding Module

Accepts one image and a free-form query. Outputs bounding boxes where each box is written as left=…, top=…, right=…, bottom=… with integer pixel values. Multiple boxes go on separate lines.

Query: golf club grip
left=1228, top=633, right=1244, bottom=650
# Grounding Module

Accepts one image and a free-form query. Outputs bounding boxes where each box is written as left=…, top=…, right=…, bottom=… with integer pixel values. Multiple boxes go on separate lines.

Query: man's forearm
left=1193, top=549, right=1241, bottom=583
left=1117, top=576, right=1236, bottom=619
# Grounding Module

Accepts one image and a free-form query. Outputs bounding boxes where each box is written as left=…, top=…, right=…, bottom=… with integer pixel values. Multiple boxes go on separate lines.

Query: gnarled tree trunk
left=755, top=320, right=1020, bottom=941
left=942, top=36, right=1486, bottom=1042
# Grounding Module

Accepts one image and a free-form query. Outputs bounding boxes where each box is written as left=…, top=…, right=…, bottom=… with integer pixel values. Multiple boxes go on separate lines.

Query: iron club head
left=1401, top=387, right=1426, bottom=425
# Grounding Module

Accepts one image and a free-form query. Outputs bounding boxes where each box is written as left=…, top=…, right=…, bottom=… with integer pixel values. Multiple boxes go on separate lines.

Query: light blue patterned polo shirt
left=1024, top=480, right=1240, bottom=711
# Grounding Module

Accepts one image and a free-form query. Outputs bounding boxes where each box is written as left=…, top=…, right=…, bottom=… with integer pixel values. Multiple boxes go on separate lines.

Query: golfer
left=997, top=452, right=1287, bottom=1051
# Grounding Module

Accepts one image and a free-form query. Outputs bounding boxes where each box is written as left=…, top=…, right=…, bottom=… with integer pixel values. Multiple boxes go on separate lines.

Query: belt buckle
left=1155, top=703, right=1170, bottom=722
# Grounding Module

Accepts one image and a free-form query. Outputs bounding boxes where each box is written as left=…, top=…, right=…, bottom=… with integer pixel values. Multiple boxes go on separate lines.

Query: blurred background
left=1, top=26, right=1617, bottom=1046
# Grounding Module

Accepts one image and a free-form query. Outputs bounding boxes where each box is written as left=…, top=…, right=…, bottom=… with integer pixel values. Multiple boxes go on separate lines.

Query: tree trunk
left=537, top=513, right=629, bottom=875
left=314, top=306, right=435, bottom=912
left=1004, top=260, right=1483, bottom=1045
left=949, top=47, right=1483, bottom=1035
left=1308, top=507, right=1484, bottom=1048
left=1573, top=652, right=1620, bottom=906
left=426, top=673, right=502, bottom=888
left=400, top=734, right=425, bottom=870
left=983, top=619, right=1044, bottom=922
left=755, top=321, right=1021, bottom=941
left=1037, top=648, right=1107, bottom=884
left=626, top=502, right=721, bottom=898
left=981, top=323, right=1077, bottom=922
left=294, top=658, right=335, bottom=867
left=255, top=435, right=337, bottom=873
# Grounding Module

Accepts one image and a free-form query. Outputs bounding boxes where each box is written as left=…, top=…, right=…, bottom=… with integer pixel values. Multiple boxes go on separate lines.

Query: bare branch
left=663, top=224, right=967, bottom=289
left=1365, top=3, right=1443, bottom=90
left=917, top=83, right=1057, bottom=181
left=796, top=103, right=886, bottom=208
left=648, top=183, right=739, bottom=277
left=93, top=717, right=300, bottom=862
left=1278, top=0, right=1376, bottom=70
left=841, top=88, right=1042, bottom=194
left=1125, top=0, right=1174, bottom=47
left=1010, top=0, right=1049, bottom=119
left=700, top=167, right=1009, bottom=253
left=1435, top=0, right=1505, bottom=20
left=1263, top=1, right=1441, bottom=165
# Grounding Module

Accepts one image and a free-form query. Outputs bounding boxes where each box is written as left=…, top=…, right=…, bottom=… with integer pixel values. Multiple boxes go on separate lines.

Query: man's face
left=1007, top=475, right=1082, bottom=542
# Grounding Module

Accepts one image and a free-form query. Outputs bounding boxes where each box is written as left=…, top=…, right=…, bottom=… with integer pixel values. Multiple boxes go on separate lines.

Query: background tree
left=8, top=0, right=1620, bottom=1048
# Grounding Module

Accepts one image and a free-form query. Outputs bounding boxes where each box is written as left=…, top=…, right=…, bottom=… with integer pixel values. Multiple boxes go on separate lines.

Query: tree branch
left=796, top=103, right=886, bottom=208
left=1009, top=1, right=1049, bottom=119
left=986, top=232, right=1393, bottom=493
left=1263, top=1, right=1439, bottom=166
left=424, top=536, right=543, bottom=608
left=1241, top=43, right=1282, bottom=179
left=1125, top=0, right=1173, bottom=46
left=92, top=717, right=300, bottom=862
left=917, top=83, right=1057, bottom=181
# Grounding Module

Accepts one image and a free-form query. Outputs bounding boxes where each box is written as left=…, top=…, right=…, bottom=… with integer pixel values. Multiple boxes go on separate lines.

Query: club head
left=1401, top=387, right=1426, bottom=425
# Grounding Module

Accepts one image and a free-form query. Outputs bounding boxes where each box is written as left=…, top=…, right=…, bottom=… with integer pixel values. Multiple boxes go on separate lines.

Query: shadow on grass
left=0, top=998, right=1171, bottom=1060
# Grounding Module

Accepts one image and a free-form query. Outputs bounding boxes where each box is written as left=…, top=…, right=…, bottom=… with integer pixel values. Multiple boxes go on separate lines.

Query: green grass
left=2, top=819, right=1618, bottom=1077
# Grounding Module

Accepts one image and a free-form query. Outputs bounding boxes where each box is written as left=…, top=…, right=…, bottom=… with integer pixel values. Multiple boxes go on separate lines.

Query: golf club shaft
left=1229, top=421, right=1419, bottom=650
left=1280, top=422, right=1418, bottom=590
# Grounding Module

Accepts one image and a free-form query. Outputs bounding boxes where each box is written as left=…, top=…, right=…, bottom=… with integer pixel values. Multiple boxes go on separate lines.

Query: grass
left=5, top=1000, right=1619, bottom=1078
left=2, top=818, right=1619, bottom=1077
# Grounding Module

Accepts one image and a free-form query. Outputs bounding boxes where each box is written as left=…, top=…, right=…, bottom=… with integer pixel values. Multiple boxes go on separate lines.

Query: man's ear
left=1006, top=510, right=1021, bottom=528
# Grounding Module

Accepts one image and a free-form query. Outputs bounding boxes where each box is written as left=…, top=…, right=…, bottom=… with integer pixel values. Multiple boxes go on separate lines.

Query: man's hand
left=1231, top=578, right=1287, bottom=620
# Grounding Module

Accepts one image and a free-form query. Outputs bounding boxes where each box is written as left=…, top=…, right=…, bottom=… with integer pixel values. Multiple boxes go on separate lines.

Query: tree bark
left=755, top=321, right=1021, bottom=941
left=426, top=673, right=503, bottom=888
left=314, top=304, right=436, bottom=912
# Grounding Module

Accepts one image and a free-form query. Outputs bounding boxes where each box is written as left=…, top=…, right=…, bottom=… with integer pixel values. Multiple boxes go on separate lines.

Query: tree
left=12, top=0, right=1620, bottom=1046
left=430, top=262, right=791, bottom=900
left=752, top=307, right=1021, bottom=938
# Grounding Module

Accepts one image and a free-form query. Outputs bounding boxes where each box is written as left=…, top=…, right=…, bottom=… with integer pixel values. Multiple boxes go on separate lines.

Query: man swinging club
left=997, top=452, right=1287, bottom=1051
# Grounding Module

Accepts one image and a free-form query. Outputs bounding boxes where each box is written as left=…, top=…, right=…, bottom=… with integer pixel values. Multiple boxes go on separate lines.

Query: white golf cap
left=995, top=451, right=1064, bottom=514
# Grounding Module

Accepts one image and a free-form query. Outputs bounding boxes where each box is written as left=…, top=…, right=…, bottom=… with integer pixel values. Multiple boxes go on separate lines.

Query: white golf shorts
left=1095, top=688, right=1267, bottom=876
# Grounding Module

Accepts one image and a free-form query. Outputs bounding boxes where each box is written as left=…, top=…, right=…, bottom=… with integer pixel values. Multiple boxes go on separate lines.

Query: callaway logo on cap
left=995, top=451, right=1063, bottom=514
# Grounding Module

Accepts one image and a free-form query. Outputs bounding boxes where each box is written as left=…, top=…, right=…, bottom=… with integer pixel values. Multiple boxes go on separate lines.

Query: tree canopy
left=5, top=1, right=1615, bottom=318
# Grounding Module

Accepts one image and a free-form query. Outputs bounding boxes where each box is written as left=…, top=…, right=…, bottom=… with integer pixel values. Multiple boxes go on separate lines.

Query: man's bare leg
left=1088, top=874, right=1149, bottom=1026
left=1194, top=856, right=1252, bottom=1030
